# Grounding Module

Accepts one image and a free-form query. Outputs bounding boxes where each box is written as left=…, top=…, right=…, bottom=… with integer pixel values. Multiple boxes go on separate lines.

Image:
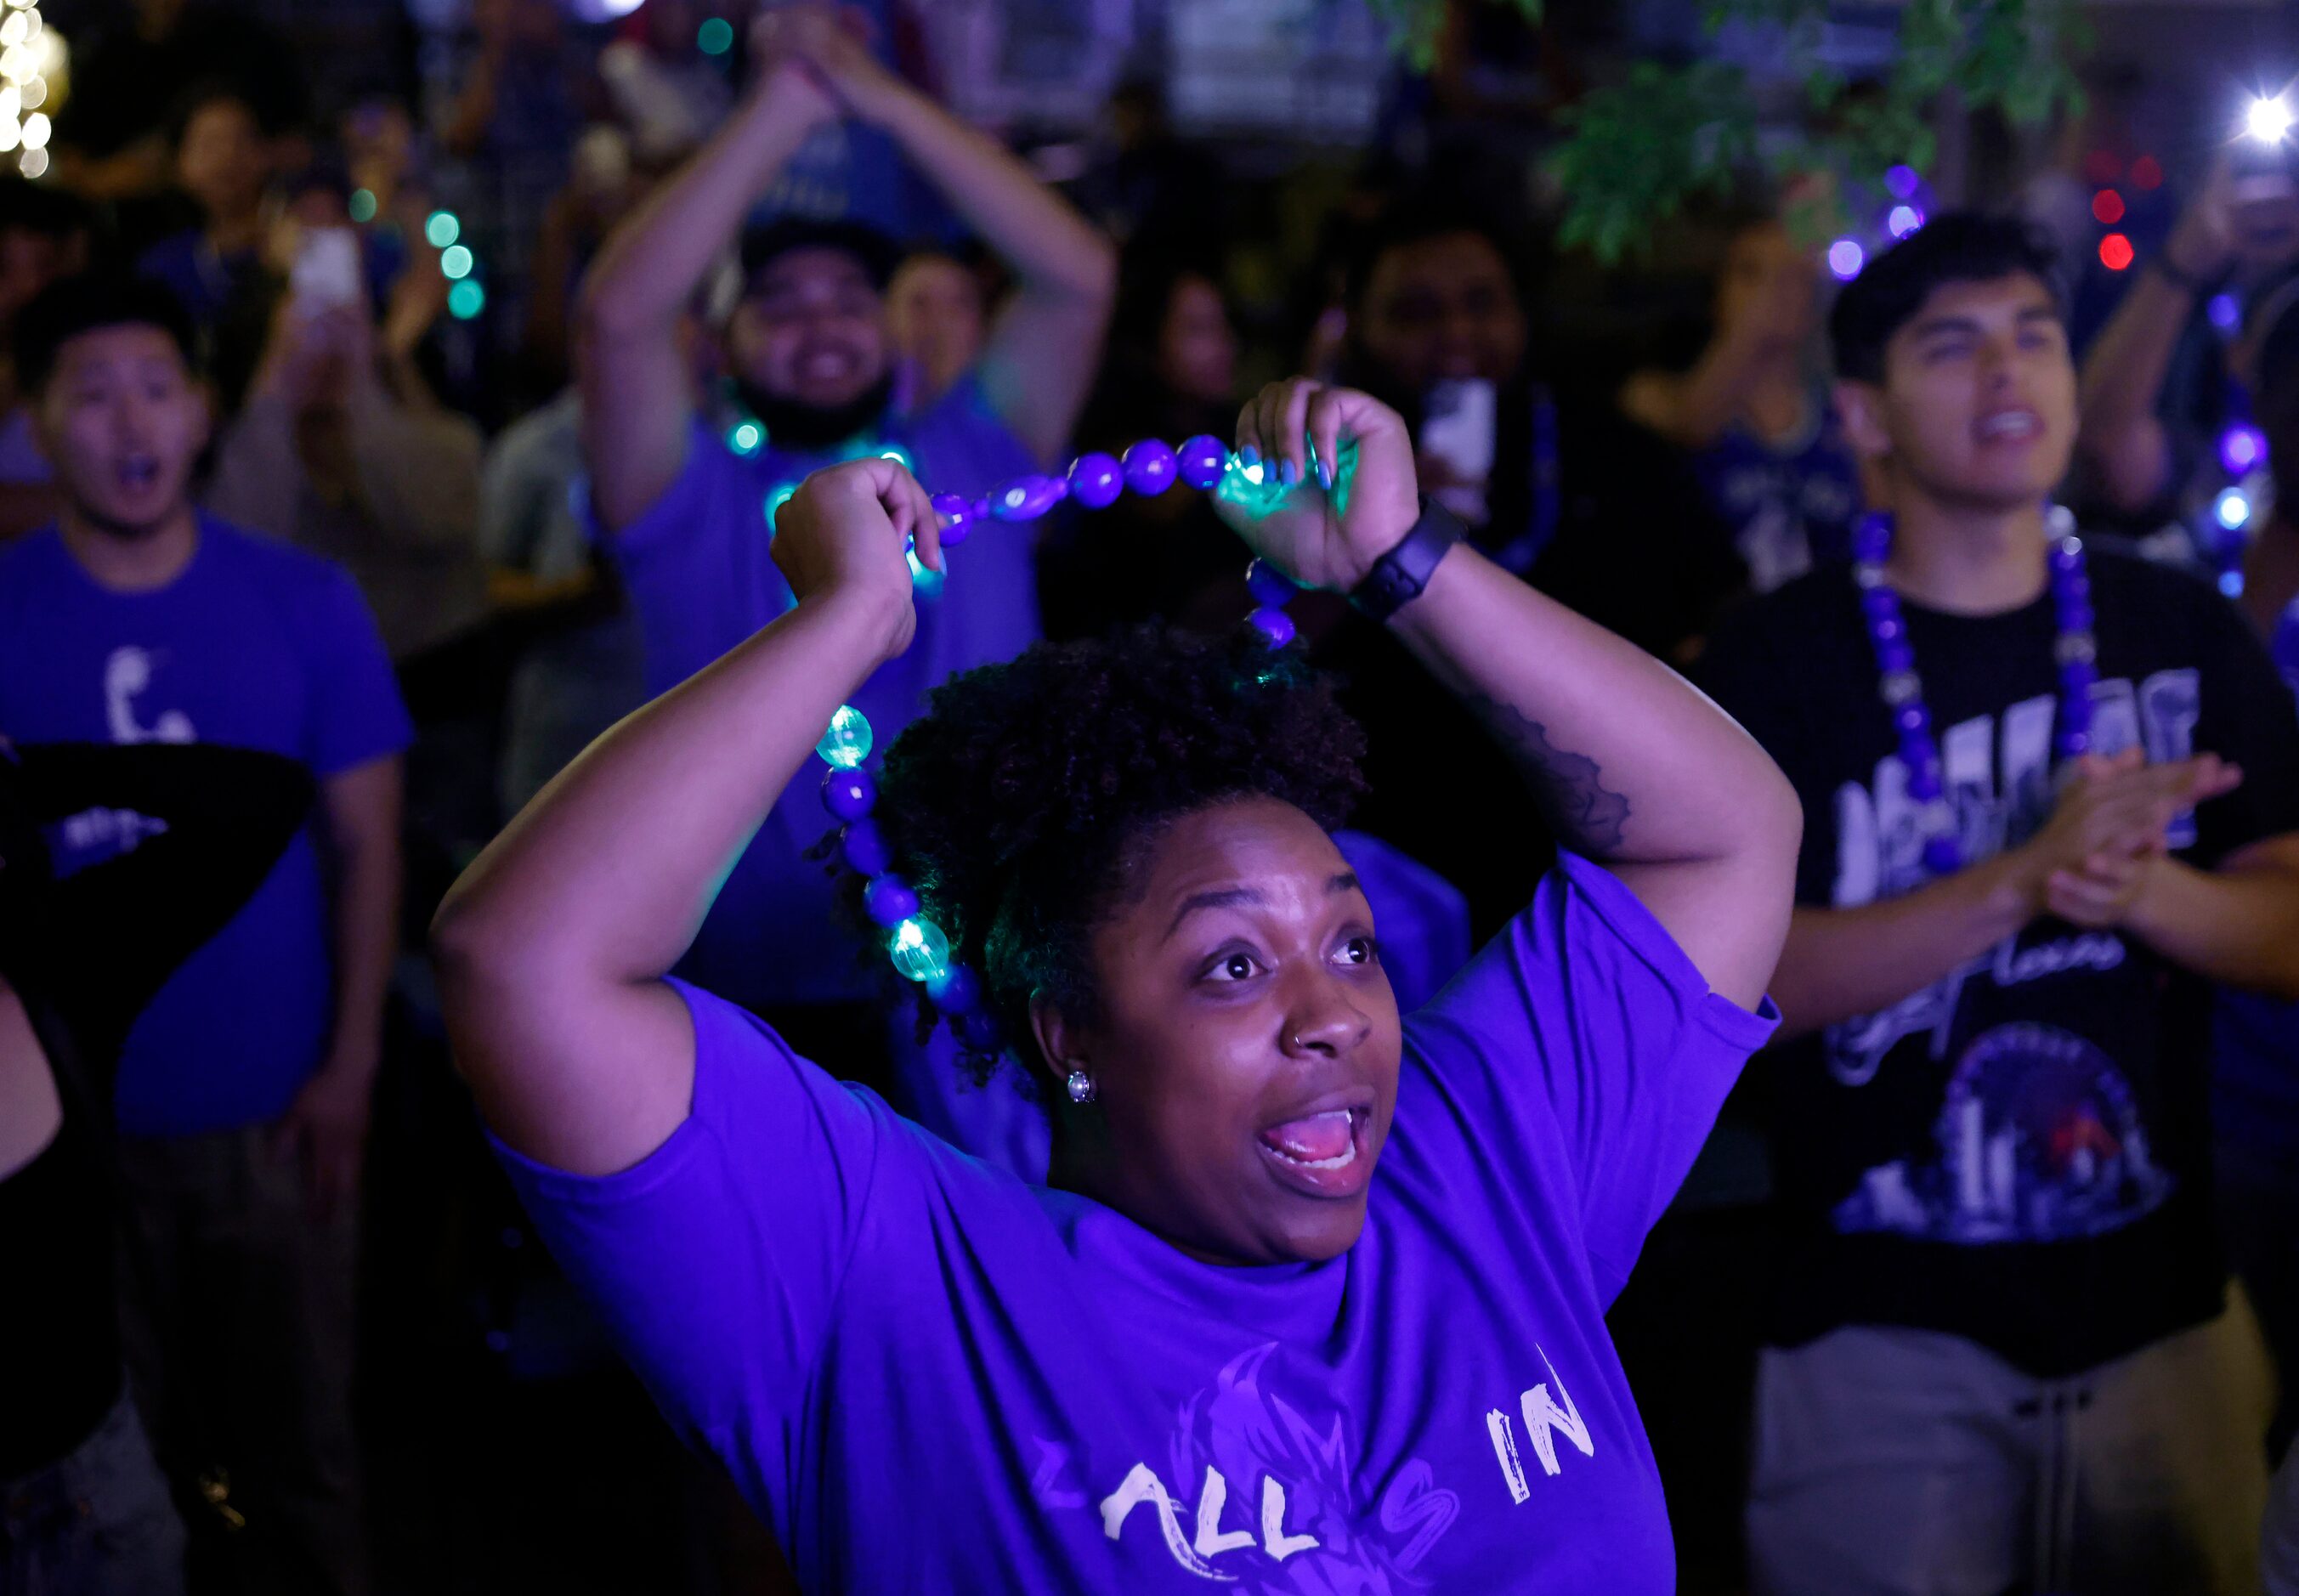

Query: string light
left=348, top=189, right=377, bottom=224
left=439, top=244, right=473, bottom=280
left=1884, top=165, right=1922, bottom=200
left=2216, top=487, right=2252, bottom=530
left=2098, top=233, right=2135, bottom=271
left=2092, top=190, right=2124, bottom=224
left=447, top=279, right=485, bottom=320
left=0, top=0, right=55, bottom=175
left=1886, top=205, right=1923, bottom=239
left=424, top=210, right=461, bottom=249
left=697, top=16, right=733, bottom=55
left=1827, top=239, right=1866, bottom=280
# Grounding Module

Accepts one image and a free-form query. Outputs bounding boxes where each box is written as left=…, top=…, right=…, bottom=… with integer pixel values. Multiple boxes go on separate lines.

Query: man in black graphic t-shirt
left=1699, top=214, right=2299, bottom=1596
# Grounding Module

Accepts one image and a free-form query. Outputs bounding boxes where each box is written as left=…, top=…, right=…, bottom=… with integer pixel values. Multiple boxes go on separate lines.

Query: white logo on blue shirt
left=103, top=646, right=195, bottom=745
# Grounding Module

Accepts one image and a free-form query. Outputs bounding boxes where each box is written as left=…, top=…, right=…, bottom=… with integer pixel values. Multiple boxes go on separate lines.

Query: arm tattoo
left=1462, top=690, right=1632, bottom=855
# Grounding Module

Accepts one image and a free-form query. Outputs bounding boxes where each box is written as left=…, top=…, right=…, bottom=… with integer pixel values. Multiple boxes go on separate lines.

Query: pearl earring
left=1065, top=1069, right=1096, bottom=1105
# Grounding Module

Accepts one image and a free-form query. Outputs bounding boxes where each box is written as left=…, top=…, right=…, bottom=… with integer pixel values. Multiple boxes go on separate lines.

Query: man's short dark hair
left=1341, top=199, right=1525, bottom=316
left=168, top=80, right=269, bottom=147
left=1829, top=212, right=2064, bottom=384
left=737, top=217, right=902, bottom=297
left=15, top=274, right=201, bottom=397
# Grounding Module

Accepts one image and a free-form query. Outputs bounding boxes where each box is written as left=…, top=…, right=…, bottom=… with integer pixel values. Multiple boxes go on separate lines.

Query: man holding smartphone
left=1316, top=200, right=1740, bottom=937
left=2077, top=144, right=2299, bottom=521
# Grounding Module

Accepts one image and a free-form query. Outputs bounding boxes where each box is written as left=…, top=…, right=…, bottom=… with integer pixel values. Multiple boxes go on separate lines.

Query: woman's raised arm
left=429, top=461, right=943, bottom=1175
left=1227, top=379, right=1801, bottom=1010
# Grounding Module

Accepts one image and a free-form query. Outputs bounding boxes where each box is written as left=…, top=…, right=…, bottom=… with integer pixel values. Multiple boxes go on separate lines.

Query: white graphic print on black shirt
left=1696, top=549, right=2299, bottom=1374
left=1821, top=671, right=2197, bottom=1248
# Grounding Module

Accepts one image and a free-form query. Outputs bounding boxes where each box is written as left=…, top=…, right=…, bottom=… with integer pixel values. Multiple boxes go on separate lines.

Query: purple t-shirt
left=0, top=519, right=411, bottom=1133
left=606, top=376, right=1039, bottom=1008
left=496, top=852, right=1776, bottom=1591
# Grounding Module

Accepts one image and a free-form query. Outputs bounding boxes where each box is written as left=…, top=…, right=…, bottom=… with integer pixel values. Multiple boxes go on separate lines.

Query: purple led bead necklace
left=1853, top=505, right=2096, bottom=875
left=817, top=434, right=1306, bottom=1052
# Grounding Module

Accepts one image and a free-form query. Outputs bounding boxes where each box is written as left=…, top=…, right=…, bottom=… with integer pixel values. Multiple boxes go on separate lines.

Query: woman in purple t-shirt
left=432, top=382, right=1798, bottom=1591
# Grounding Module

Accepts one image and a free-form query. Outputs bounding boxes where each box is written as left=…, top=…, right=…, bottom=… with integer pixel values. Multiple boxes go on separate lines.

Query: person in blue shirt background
left=0, top=273, right=411, bottom=1596
left=573, top=2, right=1113, bottom=1089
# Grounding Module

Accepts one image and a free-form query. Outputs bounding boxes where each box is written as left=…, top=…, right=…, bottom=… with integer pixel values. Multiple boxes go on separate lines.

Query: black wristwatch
left=1349, top=496, right=1464, bottom=623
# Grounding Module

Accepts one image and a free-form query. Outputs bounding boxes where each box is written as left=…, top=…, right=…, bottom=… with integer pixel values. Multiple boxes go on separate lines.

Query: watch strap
left=1348, top=496, right=1465, bottom=622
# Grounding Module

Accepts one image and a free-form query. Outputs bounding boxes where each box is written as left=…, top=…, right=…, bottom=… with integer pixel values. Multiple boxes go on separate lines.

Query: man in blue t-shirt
left=575, top=4, right=1113, bottom=1045
left=0, top=274, right=411, bottom=1595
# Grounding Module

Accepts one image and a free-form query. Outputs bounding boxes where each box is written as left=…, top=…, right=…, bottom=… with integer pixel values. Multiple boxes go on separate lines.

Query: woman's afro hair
left=848, top=623, right=1367, bottom=1089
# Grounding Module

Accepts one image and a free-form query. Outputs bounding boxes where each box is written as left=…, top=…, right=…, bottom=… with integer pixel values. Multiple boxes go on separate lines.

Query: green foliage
left=1379, top=0, right=2084, bottom=262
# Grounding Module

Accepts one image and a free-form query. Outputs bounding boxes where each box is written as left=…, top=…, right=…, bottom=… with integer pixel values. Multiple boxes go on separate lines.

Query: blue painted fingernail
left=1279, top=459, right=1301, bottom=486
left=1317, top=459, right=1334, bottom=490
left=1239, top=444, right=1260, bottom=467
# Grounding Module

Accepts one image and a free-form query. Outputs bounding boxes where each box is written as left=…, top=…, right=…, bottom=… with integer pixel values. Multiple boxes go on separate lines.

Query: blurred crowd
left=10, top=1, right=2299, bottom=1593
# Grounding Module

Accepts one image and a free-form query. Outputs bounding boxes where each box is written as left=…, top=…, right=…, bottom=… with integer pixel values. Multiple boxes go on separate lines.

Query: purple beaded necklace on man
left=1852, top=505, right=2098, bottom=874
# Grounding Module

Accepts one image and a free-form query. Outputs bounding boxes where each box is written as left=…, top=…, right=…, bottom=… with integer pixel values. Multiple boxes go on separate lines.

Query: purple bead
left=863, top=874, right=920, bottom=927
left=990, top=474, right=1068, bottom=522
left=1894, top=704, right=1928, bottom=736
left=926, top=965, right=982, bottom=1016
left=1122, top=439, right=1177, bottom=496
left=954, top=1010, right=1001, bottom=1053
left=971, top=497, right=992, bottom=524
left=1860, top=586, right=1900, bottom=620
left=1176, top=434, right=1228, bottom=490
left=821, top=767, right=876, bottom=822
left=1871, top=615, right=1904, bottom=645
left=931, top=492, right=972, bottom=529
left=840, top=818, right=892, bottom=877
left=1247, top=606, right=1297, bottom=648
left=1922, top=836, right=1963, bottom=874
left=2056, top=729, right=2092, bottom=758
left=1067, top=452, right=1124, bottom=510
left=1853, top=512, right=1893, bottom=562
left=1878, top=639, right=1915, bottom=675
left=1245, top=558, right=1299, bottom=608
left=2048, top=538, right=2083, bottom=572
left=1908, top=771, right=1943, bottom=804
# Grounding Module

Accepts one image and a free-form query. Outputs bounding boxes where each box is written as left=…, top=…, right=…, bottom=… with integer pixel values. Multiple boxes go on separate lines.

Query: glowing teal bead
left=728, top=420, right=764, bottom=456
left=887, top=916, right=952, bottom=983
left=817, top=705, right=873, bottom=769
left=764, top=483, right=797, bottom=529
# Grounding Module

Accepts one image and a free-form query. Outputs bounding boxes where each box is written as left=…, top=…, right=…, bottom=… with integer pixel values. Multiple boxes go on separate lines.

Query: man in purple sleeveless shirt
left=574, top=7, right=1113, bottom=1034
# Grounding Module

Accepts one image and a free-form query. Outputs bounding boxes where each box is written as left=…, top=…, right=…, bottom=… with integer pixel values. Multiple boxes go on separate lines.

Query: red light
left=2132, top=156, right=2163, bottom=190
left=2092, top=190, right=2126, bottom=224
left=2099, top=233, right=2135, bottom=271
left=2084, top=150, right=2124, bottom=185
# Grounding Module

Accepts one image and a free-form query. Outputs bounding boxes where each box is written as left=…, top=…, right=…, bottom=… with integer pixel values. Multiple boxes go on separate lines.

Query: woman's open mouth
left=1255, top=1104, right=1374, bottom=1200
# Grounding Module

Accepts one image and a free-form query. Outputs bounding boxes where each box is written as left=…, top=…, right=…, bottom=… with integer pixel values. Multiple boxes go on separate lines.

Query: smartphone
left=291, top=227, right=364, bottom=312
left=1419, top=378, right=1496, bottom=523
